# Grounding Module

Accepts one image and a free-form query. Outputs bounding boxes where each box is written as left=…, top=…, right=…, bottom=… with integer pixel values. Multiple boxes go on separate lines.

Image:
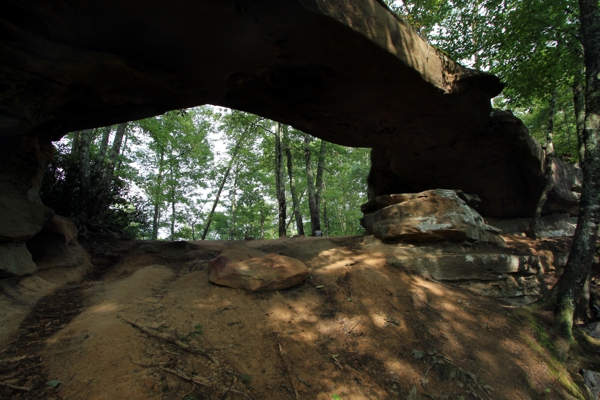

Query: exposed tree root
left=276, top=334, right=299, bottom=400
left=0, top=381, right=31, bottom=392
left=118, top=315, right=219, bottom=365
left=160, top=366, right=251, bottom=399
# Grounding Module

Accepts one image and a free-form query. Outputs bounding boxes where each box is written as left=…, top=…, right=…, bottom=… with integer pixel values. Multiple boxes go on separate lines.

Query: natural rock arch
left=0, top=0, right=577, bottom=275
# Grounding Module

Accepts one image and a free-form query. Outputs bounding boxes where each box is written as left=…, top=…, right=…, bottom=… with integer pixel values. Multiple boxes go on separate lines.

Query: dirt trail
left=0, top=235, right=593, bottom=399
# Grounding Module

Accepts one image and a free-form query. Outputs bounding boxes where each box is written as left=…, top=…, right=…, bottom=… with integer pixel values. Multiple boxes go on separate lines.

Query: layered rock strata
left=360, top=189, right=505, bottom=245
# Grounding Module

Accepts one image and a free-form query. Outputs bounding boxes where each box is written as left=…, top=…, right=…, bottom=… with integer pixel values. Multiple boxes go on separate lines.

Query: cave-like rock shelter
left=0, top=0, right=559, bottom=275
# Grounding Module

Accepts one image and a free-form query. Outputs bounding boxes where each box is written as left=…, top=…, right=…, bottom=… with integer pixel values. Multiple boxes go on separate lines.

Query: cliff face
left=0, top=0, right=577, bottom=276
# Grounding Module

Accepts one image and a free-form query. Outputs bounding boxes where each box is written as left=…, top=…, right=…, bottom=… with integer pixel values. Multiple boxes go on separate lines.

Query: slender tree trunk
left=304, top=133, right=321, bottom=235
left=323, top=202, right=329, bottom=237
left=538, top=0, right=600, bottom=346
left=229, top=166, right=239, bottom=240
left=170, top=165, right=176, bottom=241
left=574, top=70, right=586, bottom=162
left=315, top=140, right=327, bottom=208
left=201, top=135, right=245, bottom=240
left=275, top=122, right=287, bottom=237
left=525, top=89, right=558, bottom=239
left=98, top=126, right=112, bottom=165
left=152, top=150, right=165, bottom=240
left=260, top=213, right=265, bottom=239
left=77, top=129, right=94, bottom=219
left=115, top=128, right=129, bottom=173
left=92, top=126, right=112, bottom=180
left=71, top=131, right=81, bottom=156
left=89, top=122, right=127, bottom=219
left=284, top=129, right=304, bottom=235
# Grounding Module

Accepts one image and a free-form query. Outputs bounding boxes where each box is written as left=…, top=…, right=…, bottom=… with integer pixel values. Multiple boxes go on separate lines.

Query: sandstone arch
left=0, top=0, right=575, bottom=275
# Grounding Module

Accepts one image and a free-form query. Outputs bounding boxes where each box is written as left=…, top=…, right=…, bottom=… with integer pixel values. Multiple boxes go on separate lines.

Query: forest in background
left=40, top=108, right=370, bottom=240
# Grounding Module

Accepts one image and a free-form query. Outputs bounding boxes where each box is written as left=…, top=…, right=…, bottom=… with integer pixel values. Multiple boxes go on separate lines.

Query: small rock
left=208, top=245, right=309, bottom=292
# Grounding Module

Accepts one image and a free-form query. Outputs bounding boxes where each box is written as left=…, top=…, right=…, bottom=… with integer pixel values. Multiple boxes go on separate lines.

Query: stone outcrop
left=208, top=245, right=309, bottom=292
left=26, top=216, right=85, bottom=271
left=0, top=0, right=581, bottom=266
left=367, top=110, right=582, bottom=217
left=387, top=253, right=543, bottom=301
left=487, top=214, right=579, bottom=239
left=360, top=189, right=505, bottom=245
left=0, top=134, right=54, bottom=277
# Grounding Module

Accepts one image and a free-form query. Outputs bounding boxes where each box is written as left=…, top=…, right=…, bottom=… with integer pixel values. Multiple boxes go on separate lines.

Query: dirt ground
left=0, top=235, right=597, bottom=399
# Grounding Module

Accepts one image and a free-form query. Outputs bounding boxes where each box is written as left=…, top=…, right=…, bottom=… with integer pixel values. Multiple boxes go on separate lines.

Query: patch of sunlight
left=361, top=253, right=387, bottom=267
left=89, top=302, right=119, bottom=314
left=384, top=359, right=419, bottom=379
left=413, top=280, right=446, bottom=296
left=370, top=312, right=389, bottom=328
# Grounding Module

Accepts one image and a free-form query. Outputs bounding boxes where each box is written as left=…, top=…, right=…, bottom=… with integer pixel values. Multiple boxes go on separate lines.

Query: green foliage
left=43, top=106, right=371, bottom=240
left=40, top=137, right=149, bottom=237
left=385, top=0, right=584, bottom=163
left=240, top=373, right=252, bottom=384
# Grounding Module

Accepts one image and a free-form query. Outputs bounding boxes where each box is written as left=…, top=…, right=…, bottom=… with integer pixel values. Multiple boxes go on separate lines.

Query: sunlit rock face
left=208, top=245, right=309, bottom=292
left=360, top=189, right=505, bottom=245
left=0, top=0, right=576, bottom=276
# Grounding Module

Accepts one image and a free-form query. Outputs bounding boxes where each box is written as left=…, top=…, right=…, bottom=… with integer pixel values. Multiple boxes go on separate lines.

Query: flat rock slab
left=361, top=189, right=504, bottom=245
left=208, top=245, right=309, bottom=292
left=387, top=253, right=542, bottom=299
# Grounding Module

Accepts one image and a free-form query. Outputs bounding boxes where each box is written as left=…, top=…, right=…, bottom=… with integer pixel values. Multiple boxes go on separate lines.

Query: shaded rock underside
left=0, top=0, right=562, bottom=218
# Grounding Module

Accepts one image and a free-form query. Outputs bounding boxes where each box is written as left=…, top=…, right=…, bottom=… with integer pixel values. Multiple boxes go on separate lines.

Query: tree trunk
left=77, top=129, right=94, bottom=219
left=98, top=126, right=112, bottom=165
left=201, top=135, right=245, bottom=240
left=152, top=150, right=165, bottom=240
left=170, top=165, right=176, bottom=241
left=315, top=139, right=327, bottom=214
left=574, top=70, right=586, bottom=162
left=323, top=202, right=329, bottom=237
left=229, top=166, right=239, bottom=240
left=304, top=133, right=320, bottom=235
left=71, top=131, right=81, bottom=156
left=260, top=213, right=265, bottom=239
left=539, top=0, right=600, bottom=346
left=284, top=129, right=304, bottom=235
left=525, top=89, right=557, bottom=239
left=89, top=122, right=127, bottom=219
left=275, top=122, right=286, bottom=237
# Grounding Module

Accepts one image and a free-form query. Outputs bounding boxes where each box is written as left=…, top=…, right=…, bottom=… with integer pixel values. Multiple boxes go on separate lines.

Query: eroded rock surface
left=367, top=111, right=582, bottom=217
left=360, top=189, right=504, bottom=245
left=487, top=214, right=578, bottom=238
left=0, top=134, right=54, bottom=276
left=0, top=0, right=581, bottom=275
left=26, top=216, right=85, bottom=271
left=208, top=245, right=309, bottom=292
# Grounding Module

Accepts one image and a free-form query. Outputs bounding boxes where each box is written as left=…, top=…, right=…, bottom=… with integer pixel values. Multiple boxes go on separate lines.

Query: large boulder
left=546, top=157, right=582, bottom=216
left=208, top=245, right=309, bottom=292
left=360, top=189, right=504, bottom=245
left=0, top=243, right=37, bottom=278
left=0, top=196, right=53, bottom=242
left=367, top=111, right=582, bottom=218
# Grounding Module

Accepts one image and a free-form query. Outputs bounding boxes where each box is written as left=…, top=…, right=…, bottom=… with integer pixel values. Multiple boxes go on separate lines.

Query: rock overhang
left=0, top=0, right=573, bottom=221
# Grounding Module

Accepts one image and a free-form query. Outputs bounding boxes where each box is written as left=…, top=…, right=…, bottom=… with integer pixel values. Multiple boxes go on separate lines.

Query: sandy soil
left=0, top=235, right=594, bottom=399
